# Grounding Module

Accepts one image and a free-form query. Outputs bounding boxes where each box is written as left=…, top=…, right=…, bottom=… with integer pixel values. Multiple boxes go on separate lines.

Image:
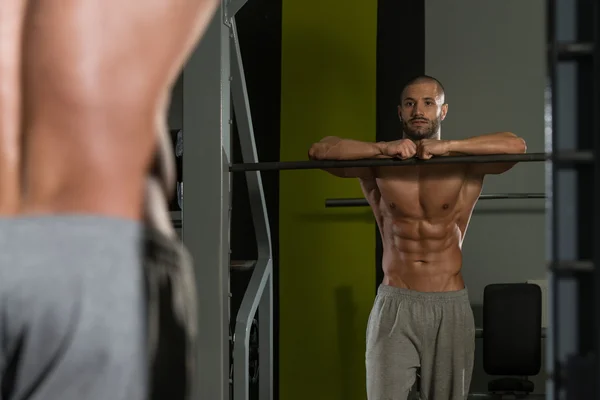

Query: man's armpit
left=359, top=176, right=378, bottom=191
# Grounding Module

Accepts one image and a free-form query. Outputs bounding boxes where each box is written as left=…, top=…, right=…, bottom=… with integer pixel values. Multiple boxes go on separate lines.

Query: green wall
left=279, top=1, right=377, bottom=399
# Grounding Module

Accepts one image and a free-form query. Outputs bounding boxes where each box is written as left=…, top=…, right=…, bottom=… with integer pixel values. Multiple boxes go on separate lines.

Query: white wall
left=425, top=0, right=547, bottom=394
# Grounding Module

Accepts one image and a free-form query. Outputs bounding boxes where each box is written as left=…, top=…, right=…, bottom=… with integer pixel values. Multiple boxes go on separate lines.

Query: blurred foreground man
left=0, top=0, right=219, bottom=398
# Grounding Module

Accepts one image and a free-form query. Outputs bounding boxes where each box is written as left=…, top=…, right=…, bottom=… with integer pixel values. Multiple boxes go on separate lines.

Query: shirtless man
left=308, top=75, right=527, bottom=400
left=0, top=0, right=218, bottom=399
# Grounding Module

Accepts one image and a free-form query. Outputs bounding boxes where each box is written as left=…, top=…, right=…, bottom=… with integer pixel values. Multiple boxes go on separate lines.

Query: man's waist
left=376, top=283, right=469, bottom=300
left=381, top=269, right=465, bottom=293
left=382, top=245, right=462, bottom=265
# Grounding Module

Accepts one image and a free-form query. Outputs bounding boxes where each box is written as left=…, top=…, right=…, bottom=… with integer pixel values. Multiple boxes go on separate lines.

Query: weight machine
left=181, top=1, right=272, bottom=399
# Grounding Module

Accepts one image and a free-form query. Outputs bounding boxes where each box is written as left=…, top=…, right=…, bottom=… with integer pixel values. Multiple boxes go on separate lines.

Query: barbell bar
left=325, top=193, right=546, bottom=208
left=229, top=151, right=594, bottom=172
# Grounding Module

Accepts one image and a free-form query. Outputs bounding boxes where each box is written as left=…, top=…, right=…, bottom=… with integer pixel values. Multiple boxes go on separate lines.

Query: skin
left=308, top=80, right=527, bottom=292
left=0, top=0, right=26, bottom=215
left=2, top=0, right=219, bottom=219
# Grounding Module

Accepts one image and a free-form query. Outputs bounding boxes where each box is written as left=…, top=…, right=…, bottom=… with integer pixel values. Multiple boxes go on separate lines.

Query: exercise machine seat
left=488, top=377, right=534, bottom=393
left=483, top=283, right=542, bottom=397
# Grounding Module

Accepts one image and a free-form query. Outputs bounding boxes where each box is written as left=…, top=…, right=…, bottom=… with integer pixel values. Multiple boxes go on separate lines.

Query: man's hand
left=416, top=139, right=451, bottom=160
left=381, top=139, right=417, bottom=159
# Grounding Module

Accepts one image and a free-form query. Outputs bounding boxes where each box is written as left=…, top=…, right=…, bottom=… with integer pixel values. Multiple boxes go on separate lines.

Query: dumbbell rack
left=547, top=0, right=600, bottom=398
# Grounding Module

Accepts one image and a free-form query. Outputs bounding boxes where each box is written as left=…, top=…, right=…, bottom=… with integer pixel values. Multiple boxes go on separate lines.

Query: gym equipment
left=475, top=327, right=547, bottom=339
left=230, top=150, right=594, bottom=172
left=418, top=283, right=544, bottom=400
left=184, top=4, right=269, bottom=400
left=547, top=0, right=600, bottom=398
left=325, top=193, right=546, bottom=208
left=482, top=283, right=542, bottom=398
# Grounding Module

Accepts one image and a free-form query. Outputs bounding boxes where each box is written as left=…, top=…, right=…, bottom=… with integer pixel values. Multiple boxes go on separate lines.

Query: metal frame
left=595, top=0, right=600, bottom=396
left=593, top=0, right=600, bottom=397
left=182, top=1, right=272, bottom=399
left=547, top=0, right=599, bottom=398
left=546, top=1, right=566, bottom=398
left=182, top=2, right=231, bottom=399
left=230, top=14, right=274, bottom=400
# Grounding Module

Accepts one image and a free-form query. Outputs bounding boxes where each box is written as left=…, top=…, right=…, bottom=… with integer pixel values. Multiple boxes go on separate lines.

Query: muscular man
left=0, top=0, right=218, bottom=399
left=308, top=75, right=527, bottom=400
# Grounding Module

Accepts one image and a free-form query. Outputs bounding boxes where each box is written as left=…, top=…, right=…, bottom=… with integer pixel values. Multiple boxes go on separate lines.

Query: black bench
left=482, top=283, right=543, bottom=398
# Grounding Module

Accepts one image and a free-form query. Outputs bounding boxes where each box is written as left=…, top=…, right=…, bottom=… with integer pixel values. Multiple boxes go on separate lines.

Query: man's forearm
left=446, top=132, right=527, bottom=155
left=308, top=136, right=387, bottom=160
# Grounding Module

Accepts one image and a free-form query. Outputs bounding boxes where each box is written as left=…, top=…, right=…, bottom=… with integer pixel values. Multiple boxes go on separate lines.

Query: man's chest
left=373, top=165, right=472, bottom=217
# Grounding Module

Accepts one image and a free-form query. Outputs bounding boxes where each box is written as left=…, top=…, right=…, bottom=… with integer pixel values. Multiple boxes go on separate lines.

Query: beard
left=402, top=117, right=441, bottom=141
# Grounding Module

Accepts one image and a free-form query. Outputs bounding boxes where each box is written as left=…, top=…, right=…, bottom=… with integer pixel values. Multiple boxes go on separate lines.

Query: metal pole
left=230, top=17, right=273, bottom=400
left=230, top=153, right=549, bottom=172
left=182, top=2, right=231, bottom=399
left=545, top=0, right=559, bottom=397
left=324, top=193, right=547, bottom=208
left=474, top=327, right=547, bottom=339
left=593, top=0, right=600, bottom=395
left=229, top=151, right=596, bottom=172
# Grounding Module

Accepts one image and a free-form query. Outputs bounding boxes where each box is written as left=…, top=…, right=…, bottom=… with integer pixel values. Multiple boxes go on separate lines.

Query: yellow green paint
left=279, top=1, right=377, bottom=398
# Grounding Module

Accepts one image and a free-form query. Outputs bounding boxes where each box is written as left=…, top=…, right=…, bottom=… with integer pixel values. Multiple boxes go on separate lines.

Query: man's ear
left=397, top=105, right=402, bottom=120
left=441, top=103, right=449, bottom=121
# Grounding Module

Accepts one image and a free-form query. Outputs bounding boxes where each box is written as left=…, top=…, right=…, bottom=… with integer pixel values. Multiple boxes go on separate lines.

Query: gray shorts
left=0, top=216, right=196, bottom=400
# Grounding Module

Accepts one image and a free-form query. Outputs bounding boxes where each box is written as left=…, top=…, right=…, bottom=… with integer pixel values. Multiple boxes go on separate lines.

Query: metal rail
left=546, top=0, right=599, bottom=397
left=230, top=151, right=595, bottom=172
left=325, top=193, right=546, bottom=208
left=554, top=41, right=594, bottom=60
left=230, top=16, right=273, bottom=400
left=475, top=327, right=547, bottom=339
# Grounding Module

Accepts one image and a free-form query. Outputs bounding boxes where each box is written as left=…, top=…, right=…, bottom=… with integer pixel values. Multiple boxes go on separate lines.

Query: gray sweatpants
left=0, top=216, right=197, bottom=400
left=0, top=216, right=147, bottom=400
left=366, top=285, right=475, bottom=400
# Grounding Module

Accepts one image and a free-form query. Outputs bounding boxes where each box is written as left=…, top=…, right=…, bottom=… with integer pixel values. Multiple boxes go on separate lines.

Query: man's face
left=398, top=82, right=448, bottom=141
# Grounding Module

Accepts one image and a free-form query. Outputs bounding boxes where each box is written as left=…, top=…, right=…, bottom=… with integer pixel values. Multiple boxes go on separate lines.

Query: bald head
left=397, top=75, right=448, bottom=141
left=401, top=75, right=445, bottom=104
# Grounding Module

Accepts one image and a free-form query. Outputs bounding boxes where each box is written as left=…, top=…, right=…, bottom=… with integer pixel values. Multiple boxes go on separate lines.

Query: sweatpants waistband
left=376, top=284, right=469, bottom=303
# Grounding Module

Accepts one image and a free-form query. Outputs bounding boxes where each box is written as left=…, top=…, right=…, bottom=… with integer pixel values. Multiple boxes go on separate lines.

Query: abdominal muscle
left=379, top=216, right=466, bottom=292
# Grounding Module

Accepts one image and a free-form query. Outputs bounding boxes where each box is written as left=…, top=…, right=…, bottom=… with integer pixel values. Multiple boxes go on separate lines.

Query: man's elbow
left=518, top=137, right=527, bottom=153
left=309, top=136, right=342, bottom=160
left=308, top=143, right=327, bottom=160
left=503, top=132, right=527, bottom=153
left=512, top=136, right=527, bottom=153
